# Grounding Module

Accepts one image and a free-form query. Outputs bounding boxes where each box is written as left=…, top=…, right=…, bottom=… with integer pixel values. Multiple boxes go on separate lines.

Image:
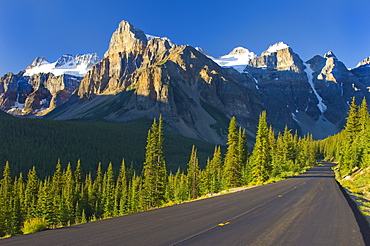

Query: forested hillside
left=0, top=117, right=217, bottom=177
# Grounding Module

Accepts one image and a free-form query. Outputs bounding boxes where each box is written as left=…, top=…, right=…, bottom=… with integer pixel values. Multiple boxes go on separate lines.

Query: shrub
left=22, top=218, right=47, bottom=234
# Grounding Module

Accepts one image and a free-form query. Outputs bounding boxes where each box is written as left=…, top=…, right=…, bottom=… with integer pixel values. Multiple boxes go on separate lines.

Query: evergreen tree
left=11, top=173, right=24, bottom=235
left=358, top=98, right=370, bottom=168
left=103, top=163, right=115, bottom=218
left=187, top=146, right=200, bottom=200
left=281, top=126, right=296, bottom=173
left=339, top=98, right=361, bottom=174
left=142, top=116, right=166, bottom=209
left=271, top=133, right=284, bottom=177
left=62, top=163, right=75, bottom=224
left=128, top=173, right=142, bottom=213
left=223, top=117, right=242, bottom=188
left=205, top=146, right=223, bottom=193
left=173, top=168, right=188, bottom=203
left=92, top=163, right=103, bottom=219
left=344, top=97, right=361, bottom=139
left=36, top=178, right=56, bottom=226
left=0, top=162, right=13, bottom=236
left=24, top=166, right=39, bottom=219
left=251, top=111, right=271, bottom=183
left=115, top=159, right=127, bottom=216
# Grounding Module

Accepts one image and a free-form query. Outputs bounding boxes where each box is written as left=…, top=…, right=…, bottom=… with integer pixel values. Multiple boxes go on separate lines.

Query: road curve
left=1, top=162, right=367, bottom=245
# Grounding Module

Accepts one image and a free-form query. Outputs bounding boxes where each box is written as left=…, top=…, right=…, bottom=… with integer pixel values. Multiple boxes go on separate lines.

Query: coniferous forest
left=0, top=111, right=319, bottom=237
left=0, top=116, right=217, bottom=177
left=319, top=97, right=370, bottom=174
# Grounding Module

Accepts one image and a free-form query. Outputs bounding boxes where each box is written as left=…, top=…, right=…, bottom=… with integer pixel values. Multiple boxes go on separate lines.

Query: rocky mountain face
left=51, top=20, right=262, bottom=144
left=1, top=20, right=370, bottom=143
left=243, top=45, right=370, bottom=138
left=0, top=53, right=99, bottom=116
left=0, top=72, right=82, bottom=115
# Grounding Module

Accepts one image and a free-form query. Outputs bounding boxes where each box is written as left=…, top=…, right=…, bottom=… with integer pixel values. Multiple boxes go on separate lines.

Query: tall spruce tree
left=223, top=117, right=242, bottom=188
left=358, top=98, right=370, bottom=168
left=103, top=163, right=115, bottom=218
left=251, top=111, right=271, bottom=183
left=0, top=162, right=13, bottom=236
left=115, top=159, right=127, bottom=216
left=205, top=146, right=223, bottom=193
left=187, top=146, right=200, bottom=200
left=339, top=98, right=361, bottom=174
left=24, top=166, right=39, bottom=219
left=142, top=116, right=166, bottom=209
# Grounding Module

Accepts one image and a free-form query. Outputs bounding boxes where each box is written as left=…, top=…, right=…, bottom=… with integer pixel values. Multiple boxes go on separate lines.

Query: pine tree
left=11, top=173, right=24, bottom=235
left=223, top=117, right=242, bottom=188
left=115, top=159, right=127, bottom=216
left=24, top=166, right=39, bottom=219
left=62, top=163, right=75, bottom=224
left=103, top=163, right=115, bottom=218
left=187, top=146, right=199, bottom=200
left=92, top=163, right=103, bottom=219
left=339, top=98, right=361, bottom=174
left=74, top=160, right=83, bottom=185
left=358, top=98, right=370, bottom=168
left=142, top=116, right=166, bottom=209
left=271, top=133, right=284, bottom=177
left=251, top=111, right=271, bottom=183
left=281, top=126, right=296, bottom=173
left=0, top=162, right=13, bottom=236
left=205, top=146, right=223, bottom=193
left=344, top=97, right=361, bottom=139
left=36, top=178, right=55, bottom=226
left=173, top=168, right=188, bottom=203
left=128, top=173, right=142, bottom=213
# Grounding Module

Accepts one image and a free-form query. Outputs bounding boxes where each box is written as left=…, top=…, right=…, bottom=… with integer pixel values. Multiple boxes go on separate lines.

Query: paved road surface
left=1, top=162, right=367, bottom=245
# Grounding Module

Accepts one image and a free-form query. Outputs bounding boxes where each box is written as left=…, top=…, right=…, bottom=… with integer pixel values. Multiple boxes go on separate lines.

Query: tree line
left=0, top=113, right=317, bottom=237
left=319, top=97, right=370, bottom=175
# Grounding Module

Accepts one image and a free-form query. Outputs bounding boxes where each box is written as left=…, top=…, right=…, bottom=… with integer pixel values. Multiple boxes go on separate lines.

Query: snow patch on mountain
left=305, top=62, right=327, bottom=113
left=210, top=47, right=257, bottom=73
left=145, top=34, right=174, bottom=46
left=263, top=42, right=290, bottom=55
left=24, top=53, right=100, bottom=77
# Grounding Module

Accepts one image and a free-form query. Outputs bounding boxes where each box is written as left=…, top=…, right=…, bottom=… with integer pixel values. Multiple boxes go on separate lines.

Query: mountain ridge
left=1, top=19, right=369, bottom=143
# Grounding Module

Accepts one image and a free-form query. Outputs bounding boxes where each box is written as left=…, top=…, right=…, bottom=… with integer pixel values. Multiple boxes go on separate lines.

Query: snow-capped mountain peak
left=227, top=46, right=254, bottom=56
left=324, top=51, right=337, bottom=59
left=24, top=53, right=101, bottom=77
left=263, top=42, right=290, bottom=55
left=356, top=57, right=370, bottom=68
left=26, top=57, right=50, bottom=70
left=55, top=54, right=75, bottom=68
left=210, top=46, right=257, bottom=73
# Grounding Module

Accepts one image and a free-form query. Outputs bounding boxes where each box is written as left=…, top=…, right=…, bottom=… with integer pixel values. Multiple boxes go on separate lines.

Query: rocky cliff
left=51, top=20, right=262, bottom=144
left=0, top=72, right=82, bottom=115
left=0, top=53, right=100, bottom=116
left=244, top=45, right=370, bottom=138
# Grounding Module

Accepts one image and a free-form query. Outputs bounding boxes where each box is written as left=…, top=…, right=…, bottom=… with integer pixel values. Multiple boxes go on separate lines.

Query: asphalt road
left=2, top=162, right=367, bottom=245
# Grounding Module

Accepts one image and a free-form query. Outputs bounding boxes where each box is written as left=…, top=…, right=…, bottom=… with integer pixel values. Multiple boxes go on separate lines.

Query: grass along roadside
left=333, top=164, right=370, bottom=224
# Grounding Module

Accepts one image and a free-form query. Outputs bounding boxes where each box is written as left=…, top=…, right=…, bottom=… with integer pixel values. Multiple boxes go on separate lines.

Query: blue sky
left=1, top=0, right=369, bottom=76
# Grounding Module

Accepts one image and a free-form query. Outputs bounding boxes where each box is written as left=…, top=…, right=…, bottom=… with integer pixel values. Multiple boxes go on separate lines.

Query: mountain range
left=1, top=20, right=369, bottom=143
